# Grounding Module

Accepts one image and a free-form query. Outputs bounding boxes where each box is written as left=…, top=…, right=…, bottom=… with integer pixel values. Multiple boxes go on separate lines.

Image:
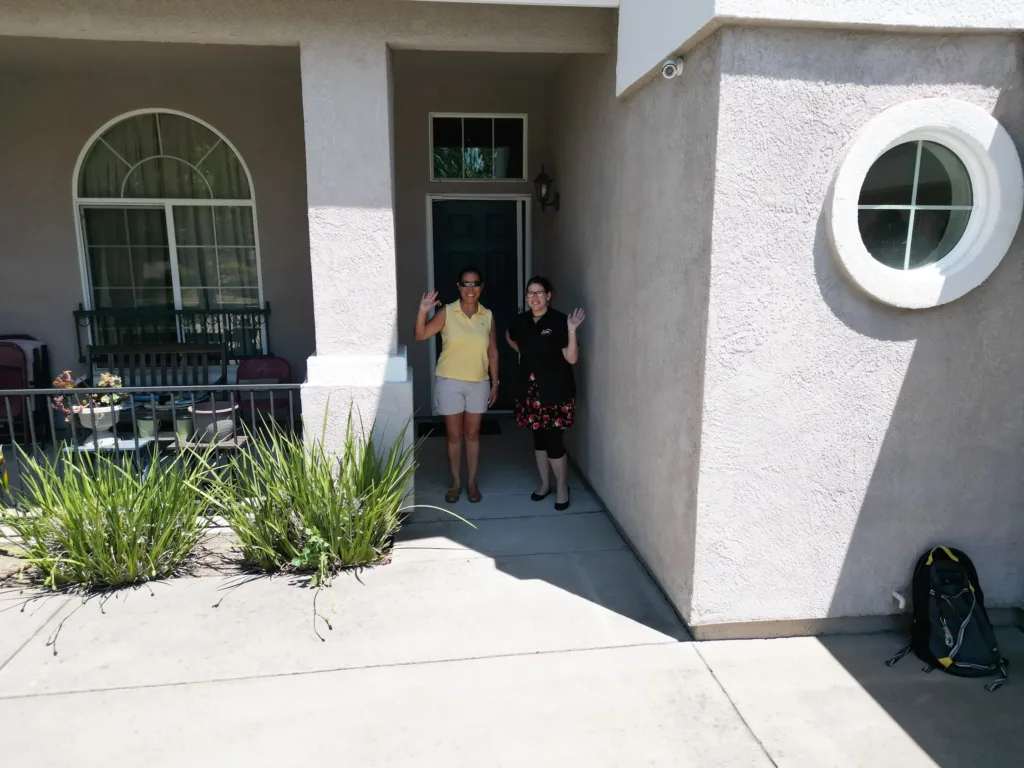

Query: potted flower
left=52, top=370, right=131, bottom=435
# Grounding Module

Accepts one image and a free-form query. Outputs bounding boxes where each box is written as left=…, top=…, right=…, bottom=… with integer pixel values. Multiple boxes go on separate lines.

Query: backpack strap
left=984, top=659, right=1009, bottom=692
left=925, top=546, right=960, bottom=565
left=886, top=643, right=912, bottom=667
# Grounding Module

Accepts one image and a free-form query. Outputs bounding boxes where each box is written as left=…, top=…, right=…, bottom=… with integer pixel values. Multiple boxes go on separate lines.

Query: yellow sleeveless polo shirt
left=436, top=301, right=492, bottom=383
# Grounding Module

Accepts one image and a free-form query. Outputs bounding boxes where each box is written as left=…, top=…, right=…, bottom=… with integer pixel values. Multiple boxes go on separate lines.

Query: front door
left=431, top=198, right=523, bottom=411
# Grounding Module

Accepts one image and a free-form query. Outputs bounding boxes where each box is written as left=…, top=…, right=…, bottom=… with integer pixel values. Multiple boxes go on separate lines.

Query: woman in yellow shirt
left=414, top=267, right=499, bottom=504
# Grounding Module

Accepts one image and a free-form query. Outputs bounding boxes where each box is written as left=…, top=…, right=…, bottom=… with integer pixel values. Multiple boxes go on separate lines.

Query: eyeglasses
left=525, top=291, right=547, bottom=298
left=459, top=281, right=483, bottom=288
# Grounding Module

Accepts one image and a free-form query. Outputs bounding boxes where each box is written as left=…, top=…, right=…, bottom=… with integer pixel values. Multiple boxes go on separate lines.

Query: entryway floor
left=0, top=421, right=1022, bottom=765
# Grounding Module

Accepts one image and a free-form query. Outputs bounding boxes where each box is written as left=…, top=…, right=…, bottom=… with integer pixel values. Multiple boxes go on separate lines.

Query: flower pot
left=173, top=416, right=192, bottom=442
left=189, top=403, right=240, bottom=444
left=137, top=418, right=159, bottom=439
left=77, top=403, right=129, bottom=435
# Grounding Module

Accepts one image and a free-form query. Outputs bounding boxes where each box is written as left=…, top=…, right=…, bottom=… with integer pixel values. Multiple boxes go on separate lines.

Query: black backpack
left=886, top=546, right=1008, bottom=691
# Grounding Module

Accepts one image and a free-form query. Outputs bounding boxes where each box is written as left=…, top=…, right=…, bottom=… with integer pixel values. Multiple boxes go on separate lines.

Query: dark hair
left=525, top=275, right=554, bottom=294
left=458, top=266, right=483, bottom=283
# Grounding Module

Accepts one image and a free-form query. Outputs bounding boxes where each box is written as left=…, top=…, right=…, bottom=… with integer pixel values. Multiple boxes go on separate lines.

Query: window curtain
left=79, top=112, right=259, bottom=313
left=173, top=206, right=259, bottom=309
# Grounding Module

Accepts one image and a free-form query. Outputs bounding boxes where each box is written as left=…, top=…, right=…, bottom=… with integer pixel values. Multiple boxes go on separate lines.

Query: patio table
left=66, top=435, right=159, bottom=479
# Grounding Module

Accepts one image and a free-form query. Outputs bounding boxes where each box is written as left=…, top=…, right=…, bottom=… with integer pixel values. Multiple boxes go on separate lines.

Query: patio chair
left=236, top=355, right=293, bottom=428
left=0, top=342, right=29, bottom=440
left=0, top=334, right=51, bottom=389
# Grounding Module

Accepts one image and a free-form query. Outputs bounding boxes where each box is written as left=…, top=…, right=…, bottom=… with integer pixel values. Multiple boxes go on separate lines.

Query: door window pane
left=493, top=118, right=525, bottom=179
left=432, top=117, right=463, bottom=179
left=431, top=115, right=525, bottom=180
left=463, top=118, right=493, bottom=179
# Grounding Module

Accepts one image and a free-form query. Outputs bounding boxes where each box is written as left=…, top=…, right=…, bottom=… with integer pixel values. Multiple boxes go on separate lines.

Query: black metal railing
left=73, top=304, right=271, bottom=364
left=0, top=382, right=300, bottom=497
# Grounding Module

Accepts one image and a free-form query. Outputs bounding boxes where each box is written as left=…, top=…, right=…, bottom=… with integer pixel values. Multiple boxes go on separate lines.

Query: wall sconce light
left=533, top=165, right=560, bottom=212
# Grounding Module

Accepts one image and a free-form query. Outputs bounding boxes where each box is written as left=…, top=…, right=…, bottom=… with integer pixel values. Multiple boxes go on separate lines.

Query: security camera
left=662, top=57, right=684, bottom=79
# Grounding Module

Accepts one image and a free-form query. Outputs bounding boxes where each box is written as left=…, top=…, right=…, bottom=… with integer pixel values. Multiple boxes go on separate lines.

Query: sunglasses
left=459, top=280, right=483, bottom=288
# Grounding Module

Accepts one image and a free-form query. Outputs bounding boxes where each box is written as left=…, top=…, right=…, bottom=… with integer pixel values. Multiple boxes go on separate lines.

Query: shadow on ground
left=819, top=629, right=1024, bottom=767
left=398, top=420, right=690, bottom=642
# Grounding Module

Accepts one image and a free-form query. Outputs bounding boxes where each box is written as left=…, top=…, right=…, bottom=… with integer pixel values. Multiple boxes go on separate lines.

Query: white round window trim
left=827, top=98, right=1024, bottom=309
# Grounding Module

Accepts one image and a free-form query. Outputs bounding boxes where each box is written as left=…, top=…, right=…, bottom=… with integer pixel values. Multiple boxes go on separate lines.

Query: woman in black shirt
left=506, top=276, right=586, bottom=510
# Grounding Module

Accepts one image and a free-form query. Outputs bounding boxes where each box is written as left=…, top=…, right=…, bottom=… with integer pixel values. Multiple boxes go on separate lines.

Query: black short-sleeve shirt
left=507, top=308, right=576, bottom=406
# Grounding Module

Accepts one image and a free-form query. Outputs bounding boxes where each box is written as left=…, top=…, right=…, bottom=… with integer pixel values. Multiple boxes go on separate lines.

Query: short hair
left=525, top=275, right=554, bottom=294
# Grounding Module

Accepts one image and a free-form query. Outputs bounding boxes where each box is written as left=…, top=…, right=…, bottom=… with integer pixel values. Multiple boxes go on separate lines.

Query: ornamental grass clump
left=200, top=408, right=432, bottom=590
left=2, top=449, right=216, bottom=590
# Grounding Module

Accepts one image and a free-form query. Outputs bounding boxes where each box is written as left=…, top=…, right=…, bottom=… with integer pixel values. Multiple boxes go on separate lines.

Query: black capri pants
left=532, top=427, right=566, bottom=460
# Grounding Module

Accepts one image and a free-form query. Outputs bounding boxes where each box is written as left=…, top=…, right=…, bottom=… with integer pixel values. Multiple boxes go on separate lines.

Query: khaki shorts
left=435, top=376, right=490, bottom=415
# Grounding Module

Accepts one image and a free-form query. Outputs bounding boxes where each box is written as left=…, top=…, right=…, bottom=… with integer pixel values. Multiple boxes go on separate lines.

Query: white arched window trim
left=71, top=108, right=266, bottom=317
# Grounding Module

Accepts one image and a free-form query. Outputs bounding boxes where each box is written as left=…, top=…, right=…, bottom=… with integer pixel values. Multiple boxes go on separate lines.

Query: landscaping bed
left=0, top=409, right=433, bottom=595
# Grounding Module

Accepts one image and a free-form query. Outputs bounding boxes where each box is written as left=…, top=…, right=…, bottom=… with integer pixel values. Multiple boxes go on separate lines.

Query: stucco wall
left=0, top=40, right=314, bottom=380
left=544, top=38, right=722, bottom=620
left=391, top=51, right=555, bottom=413
left=616, top=0, right=1024, bottom=96
left=0, top=0, right=614, bottom=52
left=692, top=28, right=1024, bottom=627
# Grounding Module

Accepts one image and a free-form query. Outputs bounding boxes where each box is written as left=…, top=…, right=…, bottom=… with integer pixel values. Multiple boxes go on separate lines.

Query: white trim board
left=425, top=193, right=532, bottom=416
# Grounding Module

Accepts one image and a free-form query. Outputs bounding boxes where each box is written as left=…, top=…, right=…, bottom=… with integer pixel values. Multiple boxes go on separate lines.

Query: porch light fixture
left=533, top=165, right=560, bottom=212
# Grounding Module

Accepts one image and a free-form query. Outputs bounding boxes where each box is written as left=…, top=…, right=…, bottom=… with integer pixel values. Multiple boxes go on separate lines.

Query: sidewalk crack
left=693, top=644, right=779, bottom=768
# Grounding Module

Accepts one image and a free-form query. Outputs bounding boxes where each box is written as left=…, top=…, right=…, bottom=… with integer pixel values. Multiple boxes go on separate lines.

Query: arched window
left=75, top=110, right=261, bottom=313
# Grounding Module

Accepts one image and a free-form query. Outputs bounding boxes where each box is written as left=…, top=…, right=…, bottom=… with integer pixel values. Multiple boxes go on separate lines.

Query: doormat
left=417, top=419, right=503, bottom=438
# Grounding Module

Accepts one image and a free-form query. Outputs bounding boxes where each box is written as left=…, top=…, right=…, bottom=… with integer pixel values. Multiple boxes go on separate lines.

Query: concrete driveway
left=1, top=425, right=1021, bottom=766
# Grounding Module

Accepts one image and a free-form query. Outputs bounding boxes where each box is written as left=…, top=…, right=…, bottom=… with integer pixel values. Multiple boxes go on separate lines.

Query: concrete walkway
left=1, top=423, right=1022, bottom=766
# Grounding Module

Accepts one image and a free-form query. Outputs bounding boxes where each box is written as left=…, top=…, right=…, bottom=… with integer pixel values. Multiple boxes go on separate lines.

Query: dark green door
left=431, top=198, right=522, bottom=411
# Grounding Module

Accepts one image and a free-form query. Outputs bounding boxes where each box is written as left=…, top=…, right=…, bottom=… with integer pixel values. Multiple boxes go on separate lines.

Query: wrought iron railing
left=73, top=304, right=271, bottom=364
left=0, top=382, right=299, bottom=497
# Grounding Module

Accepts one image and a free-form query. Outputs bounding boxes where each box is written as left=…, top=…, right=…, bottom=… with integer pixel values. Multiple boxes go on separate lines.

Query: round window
left=858, top=141, right=973, bottom=271
left=827, top=98, right=1024, bottom=309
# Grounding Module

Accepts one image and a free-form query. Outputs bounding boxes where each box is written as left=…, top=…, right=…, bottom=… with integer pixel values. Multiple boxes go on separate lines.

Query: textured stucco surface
left=617, top=0, right=1024, bottom=95
left=0, top=0, right=614, bottom=52
left=544, top=38, right=721, bottom=620
left=692, top=28, right=1024, bottom=626
left=391, top=51, right=555, bottom=413
left=0, top=40, right=314, bottom=379
left=301, top=379, right=415, bottom=459
left=300, top=34, right=399, bottom=357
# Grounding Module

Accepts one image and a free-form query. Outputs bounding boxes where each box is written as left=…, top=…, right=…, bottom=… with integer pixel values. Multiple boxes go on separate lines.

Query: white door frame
left=425, top=193, right=533, bottom=416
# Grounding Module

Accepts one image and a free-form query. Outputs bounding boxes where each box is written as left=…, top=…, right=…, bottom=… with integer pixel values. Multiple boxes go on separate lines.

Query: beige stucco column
left=298, top=33, right=413, bottom=455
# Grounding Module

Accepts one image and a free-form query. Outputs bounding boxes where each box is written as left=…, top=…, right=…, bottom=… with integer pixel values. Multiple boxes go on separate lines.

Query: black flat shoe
left=531, top=490, right=551, bottom=501
left=554, top=490, right=570, bottom=511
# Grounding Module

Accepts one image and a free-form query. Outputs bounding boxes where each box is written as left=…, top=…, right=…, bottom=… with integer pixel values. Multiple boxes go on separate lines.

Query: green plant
left=1, top=448, right=217, bottom=590
left=0, top=444, right=8, bottom=495
left=202, top=407, right=453, bottom=582
left=196, top=405, right=469, bottom=637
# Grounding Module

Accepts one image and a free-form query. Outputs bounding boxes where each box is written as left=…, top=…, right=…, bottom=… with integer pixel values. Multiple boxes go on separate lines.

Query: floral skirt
left=515, top=373, right=575, bottom=431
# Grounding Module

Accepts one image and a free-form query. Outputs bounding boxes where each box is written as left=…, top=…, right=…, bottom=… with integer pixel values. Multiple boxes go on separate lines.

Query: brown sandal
left=467, top=486, right=482, bottom=504
left=445, top=487, right=461, bottom=504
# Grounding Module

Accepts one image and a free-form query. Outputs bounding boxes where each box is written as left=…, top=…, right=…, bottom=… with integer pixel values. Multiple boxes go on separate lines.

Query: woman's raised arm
left=414, top=291, right=446, bottom=341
